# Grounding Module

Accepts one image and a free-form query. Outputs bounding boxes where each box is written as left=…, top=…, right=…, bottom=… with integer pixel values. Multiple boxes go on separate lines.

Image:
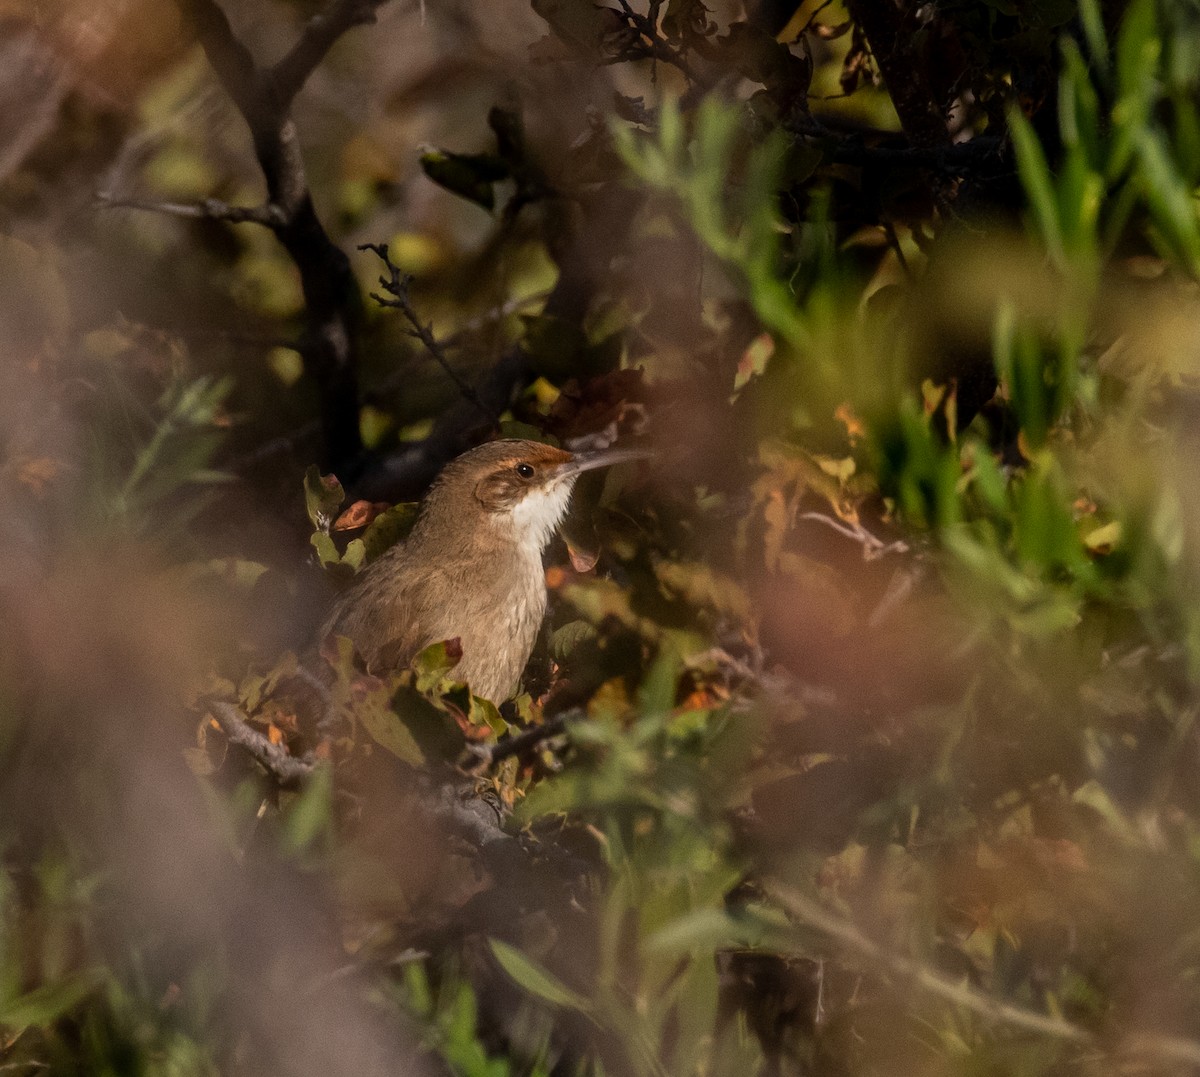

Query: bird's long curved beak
left=559, top=445, right=652, bottom=478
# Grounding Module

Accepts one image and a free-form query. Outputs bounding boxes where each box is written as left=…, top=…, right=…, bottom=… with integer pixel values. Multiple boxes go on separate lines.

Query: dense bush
left=5, top=1, right=1200, bottom=1074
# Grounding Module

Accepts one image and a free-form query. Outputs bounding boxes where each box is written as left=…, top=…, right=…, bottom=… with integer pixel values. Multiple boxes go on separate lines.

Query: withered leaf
left=334, top=499, right=391, bottom=532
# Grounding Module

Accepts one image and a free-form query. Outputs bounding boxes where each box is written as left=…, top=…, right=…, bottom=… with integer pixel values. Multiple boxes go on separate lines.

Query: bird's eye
left=515, top=462, right=535, bottom=479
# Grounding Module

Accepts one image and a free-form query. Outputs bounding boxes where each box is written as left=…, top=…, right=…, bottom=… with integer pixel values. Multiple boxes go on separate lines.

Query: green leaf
left=310, top=529, right=341, bottom=567
left=359, top=501, right=419, bottom=564
left=402, top=962, right=434, bottom=1018
left=1008, top=595, right=1083, bottom=637
left=181, top=558, right=270, bottom=589
left=551, top=619, right=597, bottom=661
left=994, top=303, right=1056, bottom=448
left=341, top=538, right=367, bottom=572
left=358, top=691, right=426, bottom=765
left=1059, top=40, right=1101, bottom=165
left=304, top=465, right=345, bottom=531
left=391, top=687, right=466, bottom=761
left=469, top=695, right=507, bottom=735
left=1110, top=0, right=1160, bottom=178
left=281, top=761, right=333, bottom=854
left=1136, top=128, right=1200, bottom=274
left=488, top=939, right=593, bottom=1013
left=413, top=639, right=464, bottom=693
left=0, top=970, right=104, bottom=1030
left=420, top=149, right=507, bottom=210
left=1078, top=0, right=1109, bottom=74
left=658, top=95, right=683, bottom=164
left=1009, top=105, right=1064, bottom=264
left=1116, top=0, right=1159, bottom=102
left=498, top=420, right=554, bottom=444
left=637, top=648, right=681, bottom=720
left=645, top=908, right=748, bottom=954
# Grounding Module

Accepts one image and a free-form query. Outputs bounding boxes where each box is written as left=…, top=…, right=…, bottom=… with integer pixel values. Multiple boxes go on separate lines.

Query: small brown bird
left=323, top=438, right=644, bottom=702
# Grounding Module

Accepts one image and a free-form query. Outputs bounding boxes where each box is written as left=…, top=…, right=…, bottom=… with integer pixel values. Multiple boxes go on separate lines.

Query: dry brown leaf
left=834, top=402, right=865, bottom=444
left=334, top=499, right=391, bottom=532
left=15, top=454, right=62, bottom=494
left=567, top=543, right=599, bottom=573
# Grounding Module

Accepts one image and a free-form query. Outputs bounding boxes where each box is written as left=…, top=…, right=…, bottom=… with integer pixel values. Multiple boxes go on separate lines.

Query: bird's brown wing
left=322, top=552, right=444, bottom=676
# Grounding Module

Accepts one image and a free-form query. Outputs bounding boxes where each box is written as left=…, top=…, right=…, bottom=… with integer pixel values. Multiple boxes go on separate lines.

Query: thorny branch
left=358, top=243, right=488, bottom=415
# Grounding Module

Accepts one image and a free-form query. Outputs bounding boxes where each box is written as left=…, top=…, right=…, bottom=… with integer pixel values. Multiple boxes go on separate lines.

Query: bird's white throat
left=508, top=478, right=577, bottom=556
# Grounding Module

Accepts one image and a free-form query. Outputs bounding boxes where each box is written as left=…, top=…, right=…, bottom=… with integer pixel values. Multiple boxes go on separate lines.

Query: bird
left=322, top=438, right=645, bottom=702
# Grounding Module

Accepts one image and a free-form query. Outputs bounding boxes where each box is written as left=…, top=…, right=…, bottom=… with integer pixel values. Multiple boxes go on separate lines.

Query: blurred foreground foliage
left=7, top=0, right=1200, bottom=1075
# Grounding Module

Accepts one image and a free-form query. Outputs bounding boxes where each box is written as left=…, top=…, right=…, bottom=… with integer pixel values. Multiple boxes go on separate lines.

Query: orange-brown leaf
left=334, top=499, right=391, bottom=532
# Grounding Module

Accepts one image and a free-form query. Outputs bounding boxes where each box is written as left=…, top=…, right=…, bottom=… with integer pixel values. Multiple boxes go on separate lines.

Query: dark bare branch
left=272, top=0, right=389, bottom=105
left=461, top=711, right=575, bottom=773
left=210, top=701, right=316, bottom=789
left=174, top=0, right=263, bottom=119
left=166, top=0, right=376, bottom=477
left=611, top=0, right=694, bottom=79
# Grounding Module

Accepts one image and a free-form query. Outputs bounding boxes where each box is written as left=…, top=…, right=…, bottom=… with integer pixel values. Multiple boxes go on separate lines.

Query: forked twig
left=358, top=242, right=488, bottom=415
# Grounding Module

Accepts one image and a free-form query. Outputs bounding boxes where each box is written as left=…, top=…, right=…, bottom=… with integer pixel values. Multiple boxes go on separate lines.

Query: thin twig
left=611, top=0, right=694, bottom=79
left=786, top=116, right=1004, bottom=171
left=209, top=701, right=316, bottom=789
left=358, top=242, right=488, bottom=415
left=461, top=711, right=576, bottom=773
left=766, top=881, right=1200, bottom=1067
left=797, top=511, right=909, bottom=561
left=767, top=882, right=1093, bottom=1043
left=438, top=289, right=552, bottom=348
left=356, top=150, right=639, bottom=501
left=95, top=191, right=285, bottom=227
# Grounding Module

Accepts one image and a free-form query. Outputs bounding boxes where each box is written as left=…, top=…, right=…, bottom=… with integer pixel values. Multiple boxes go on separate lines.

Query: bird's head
left=422, top=438, right=646, bottom=555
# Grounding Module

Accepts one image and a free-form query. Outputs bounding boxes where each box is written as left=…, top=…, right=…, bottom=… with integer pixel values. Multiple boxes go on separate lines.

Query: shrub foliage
left=5, top=1, right=1200, bottom=1075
